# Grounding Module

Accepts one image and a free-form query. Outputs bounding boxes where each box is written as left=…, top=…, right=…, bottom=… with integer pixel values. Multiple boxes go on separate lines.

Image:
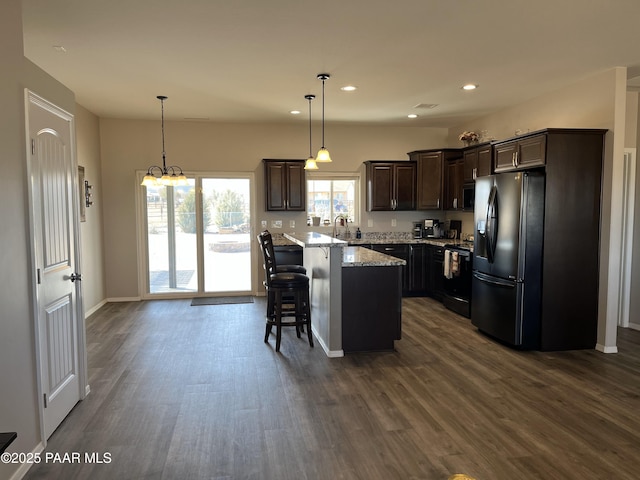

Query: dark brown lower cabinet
left=368, top=244, right=410, bottom=294
left=342, top=265, right=402, bottom=353
left=361, top=243, right=430, bottom=297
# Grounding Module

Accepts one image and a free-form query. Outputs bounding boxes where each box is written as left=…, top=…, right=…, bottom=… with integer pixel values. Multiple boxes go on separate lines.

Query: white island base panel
left=304, top=243, right=345, bottom=357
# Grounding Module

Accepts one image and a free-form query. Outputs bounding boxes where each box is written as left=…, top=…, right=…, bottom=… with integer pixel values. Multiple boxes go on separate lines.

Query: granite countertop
left=272, top=231, right=473, bottom=251
left=342, top=246, right=406, bottom=267
left=283, top=232, right=347, bottom=248
left=347, top=237, right=473, bottom=248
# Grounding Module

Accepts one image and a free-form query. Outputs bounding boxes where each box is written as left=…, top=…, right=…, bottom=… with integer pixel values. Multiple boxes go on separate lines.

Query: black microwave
left=463, top=185, right=475, bottom=210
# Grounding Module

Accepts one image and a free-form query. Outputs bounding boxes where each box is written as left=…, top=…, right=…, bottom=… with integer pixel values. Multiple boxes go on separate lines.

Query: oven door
left=443, top=247, right=472, bottom=317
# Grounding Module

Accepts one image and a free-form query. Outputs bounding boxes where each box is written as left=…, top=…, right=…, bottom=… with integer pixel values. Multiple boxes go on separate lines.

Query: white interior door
left=26, top=91, right=83, bottom=439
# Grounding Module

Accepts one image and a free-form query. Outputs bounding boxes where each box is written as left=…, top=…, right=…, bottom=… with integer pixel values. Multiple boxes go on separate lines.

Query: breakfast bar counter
left=284, top=233, right=405, bottom=356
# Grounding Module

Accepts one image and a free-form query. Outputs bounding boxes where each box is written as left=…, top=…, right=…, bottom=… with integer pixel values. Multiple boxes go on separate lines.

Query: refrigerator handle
left=486, top=185, right=497, bottom=263
left=473, top=271, right=515, bottom=288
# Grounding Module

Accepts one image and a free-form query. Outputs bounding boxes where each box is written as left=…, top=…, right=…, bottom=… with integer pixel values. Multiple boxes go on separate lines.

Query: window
left=307, top=174, right=359, bottom=225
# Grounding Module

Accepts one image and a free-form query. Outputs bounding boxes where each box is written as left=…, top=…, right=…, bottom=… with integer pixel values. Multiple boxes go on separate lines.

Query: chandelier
left=141, top=95, right=187, bottom=187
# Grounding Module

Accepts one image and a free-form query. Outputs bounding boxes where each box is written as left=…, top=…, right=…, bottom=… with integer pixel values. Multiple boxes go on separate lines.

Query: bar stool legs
left=264, top=283, right=313, bottom=353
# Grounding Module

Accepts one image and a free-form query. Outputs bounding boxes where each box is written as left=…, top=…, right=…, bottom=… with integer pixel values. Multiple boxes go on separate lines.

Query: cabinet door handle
left=514, top=151, right=519, bottom=167
left=473, top=167, right=477, bottom=180
left=437, top=198, right=440, bottom=209
left=512, top=152, right=516, bottom=168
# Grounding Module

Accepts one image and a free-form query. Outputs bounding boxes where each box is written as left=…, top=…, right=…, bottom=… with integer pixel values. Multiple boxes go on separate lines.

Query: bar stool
left=257, top=231, right=313, bottom=352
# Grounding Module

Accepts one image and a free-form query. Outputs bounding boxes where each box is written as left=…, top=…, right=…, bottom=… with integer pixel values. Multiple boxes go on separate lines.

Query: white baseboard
left=595, top=343, right=619, bottom=354
left=106, top=296, right=142, bottom=303
left=10, top=441, right=45, bottom=480
left=84, top=299, right=107, bottom=318
left=312, top=326, right=344, bottom=358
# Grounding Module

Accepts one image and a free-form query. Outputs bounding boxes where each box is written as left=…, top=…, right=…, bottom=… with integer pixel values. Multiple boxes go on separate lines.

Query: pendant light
left=315, top=73, right=332, bottom=163
left=141, top=95, right=188, bottom=187
left=303, top=94, right=318, bottom=170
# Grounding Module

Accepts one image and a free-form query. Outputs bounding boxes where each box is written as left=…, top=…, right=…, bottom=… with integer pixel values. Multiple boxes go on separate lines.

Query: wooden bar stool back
left=257, top=231, right=313, bottom=352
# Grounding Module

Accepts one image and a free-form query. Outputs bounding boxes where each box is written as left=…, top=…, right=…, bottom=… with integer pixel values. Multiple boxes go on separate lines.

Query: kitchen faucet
left=333, top=214, right=351, bottom=238
left=333, top=215, right=342, bottom=238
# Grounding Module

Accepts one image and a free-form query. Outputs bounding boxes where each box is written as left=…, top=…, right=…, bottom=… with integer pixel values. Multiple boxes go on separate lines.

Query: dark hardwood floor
left=23, top=297, right=640, bottom=480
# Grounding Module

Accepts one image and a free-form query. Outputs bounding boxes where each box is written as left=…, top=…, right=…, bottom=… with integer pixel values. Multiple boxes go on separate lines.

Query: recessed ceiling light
left=290, top=110, right=301, bottom=115
left=407, top=114, right=418, bottom=119
left=462, top=84, right=478, bottom=90
left=341, top=85, right=357, bottom=91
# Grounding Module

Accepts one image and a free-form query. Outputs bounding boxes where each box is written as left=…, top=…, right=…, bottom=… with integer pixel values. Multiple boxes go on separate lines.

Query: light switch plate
left=272, top=220, right=282, bottom=228
left=391, top=218, right=397, bottom=227
left=367, top=219, right=373, bottom=227
left=290, top=220, right=295, bottom=228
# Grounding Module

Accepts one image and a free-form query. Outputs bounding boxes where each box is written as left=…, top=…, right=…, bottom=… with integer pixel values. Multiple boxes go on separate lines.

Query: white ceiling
left=21, top=0, right=640, bottom=127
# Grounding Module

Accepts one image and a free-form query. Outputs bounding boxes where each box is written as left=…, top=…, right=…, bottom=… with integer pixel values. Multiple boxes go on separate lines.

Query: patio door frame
left=136, top=170, right=255, bottom=299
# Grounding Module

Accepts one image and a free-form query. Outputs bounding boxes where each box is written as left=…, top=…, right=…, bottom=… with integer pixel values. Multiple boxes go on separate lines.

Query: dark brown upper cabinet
left=364, top=161, right=416, bottom=211
left=446, top=158, right=464, bottom=210
left=494, top=134, right=546, bottom=172
left=408, top=149, right=461, bottom=210
left=263, top=159, right=306, bottom=211
left=463, top=143, right=493, bottom=182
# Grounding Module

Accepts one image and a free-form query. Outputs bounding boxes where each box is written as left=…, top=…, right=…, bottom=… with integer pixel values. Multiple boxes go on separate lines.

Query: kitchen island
left=284, top=232, right=405, bottom=356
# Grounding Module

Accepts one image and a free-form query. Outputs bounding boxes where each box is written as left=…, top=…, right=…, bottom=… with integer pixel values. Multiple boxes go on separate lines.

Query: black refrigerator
left=471, top=171, right=545, bottom=349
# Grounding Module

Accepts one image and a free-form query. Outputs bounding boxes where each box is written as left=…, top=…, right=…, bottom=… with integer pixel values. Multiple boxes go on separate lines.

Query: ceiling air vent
left=413, top=103, right=439, bottom=109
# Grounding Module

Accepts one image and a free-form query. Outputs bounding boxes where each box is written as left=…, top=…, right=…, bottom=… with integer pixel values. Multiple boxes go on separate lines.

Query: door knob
left=69, top=273, right=82, bottom=282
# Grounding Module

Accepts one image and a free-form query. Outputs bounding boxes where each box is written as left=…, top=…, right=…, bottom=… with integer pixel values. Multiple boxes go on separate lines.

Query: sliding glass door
left=202, top=178, right=251, bottom=292
left=142, top=174, right=252, bottom=296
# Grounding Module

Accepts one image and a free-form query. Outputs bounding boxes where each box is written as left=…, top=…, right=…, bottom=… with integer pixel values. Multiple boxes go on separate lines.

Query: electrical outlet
left=367, top=219, right=373, bottom=228
left=261, top=220, right=267, bottom=228
left=290, top=220, right=295, bottom=228
left=391, top=218, right=397, bottom=227
left=272, top=220, right=282, bottom=228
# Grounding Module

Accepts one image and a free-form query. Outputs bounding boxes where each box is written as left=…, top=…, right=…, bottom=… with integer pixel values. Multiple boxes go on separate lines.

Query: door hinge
left=43, top=393, right=48, bottom=408
left=31, top=138, right=35, bottom=155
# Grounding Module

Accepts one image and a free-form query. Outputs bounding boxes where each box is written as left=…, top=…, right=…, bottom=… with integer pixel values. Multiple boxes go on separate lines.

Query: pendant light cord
left=321, top=77, right=325, bottom=148
left=158, top=95, right=167, bottom=172
left=308, top=96, right=313, bottom=157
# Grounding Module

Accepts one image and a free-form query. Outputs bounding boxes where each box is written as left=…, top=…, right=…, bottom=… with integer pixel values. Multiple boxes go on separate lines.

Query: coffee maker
left=424, top=219, right=442, bottom=238
left=412, top=222, right=423, bottom=239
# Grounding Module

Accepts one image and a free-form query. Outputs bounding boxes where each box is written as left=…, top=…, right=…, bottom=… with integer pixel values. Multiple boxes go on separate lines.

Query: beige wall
left=449, top=68, right=626, bottom=352
left=625, top=92, right=638, bottom=148
left=99, top=119, right=449, bottom=298
left=0, top=0, right=78, bottom=477
left=76, top=104, right=107, bottom=314
left=0, top=4, right=36, bottom=478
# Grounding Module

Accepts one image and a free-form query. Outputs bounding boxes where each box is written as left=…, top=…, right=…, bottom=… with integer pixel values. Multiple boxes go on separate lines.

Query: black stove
left=442, top=245, right=472, bottom=318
